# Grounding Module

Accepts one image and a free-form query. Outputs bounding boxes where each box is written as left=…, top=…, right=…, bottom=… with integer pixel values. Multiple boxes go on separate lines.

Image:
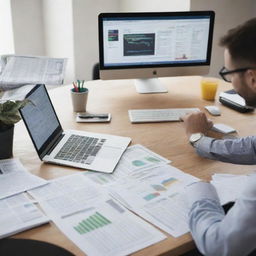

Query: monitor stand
left=134, top=78, right=168, bottom=94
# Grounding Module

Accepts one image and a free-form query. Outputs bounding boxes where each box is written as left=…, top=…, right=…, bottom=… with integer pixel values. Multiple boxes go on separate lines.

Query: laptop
left=19, top=84, right=131, bottom=173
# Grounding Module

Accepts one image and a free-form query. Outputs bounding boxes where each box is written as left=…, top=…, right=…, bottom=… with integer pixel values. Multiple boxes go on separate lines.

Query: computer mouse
left=204, top=105, right=221, bottom=116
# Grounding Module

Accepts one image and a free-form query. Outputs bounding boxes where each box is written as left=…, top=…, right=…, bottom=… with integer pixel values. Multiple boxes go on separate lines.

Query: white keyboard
left=128, top=108, right=200, bottom=123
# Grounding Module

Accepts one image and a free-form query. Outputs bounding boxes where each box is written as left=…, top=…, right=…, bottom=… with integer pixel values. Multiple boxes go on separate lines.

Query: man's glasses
left=219, top=66, right=255, bottom=82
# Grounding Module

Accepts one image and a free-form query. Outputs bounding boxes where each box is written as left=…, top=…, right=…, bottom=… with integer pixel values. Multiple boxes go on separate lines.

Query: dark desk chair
left=0, top=238, right=75, bottom=256
left=92, top=63, right=100, bottom=80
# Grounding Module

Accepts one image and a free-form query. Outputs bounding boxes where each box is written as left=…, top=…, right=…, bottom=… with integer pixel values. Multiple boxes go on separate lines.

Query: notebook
left=19, top=84, right=131, bottom=173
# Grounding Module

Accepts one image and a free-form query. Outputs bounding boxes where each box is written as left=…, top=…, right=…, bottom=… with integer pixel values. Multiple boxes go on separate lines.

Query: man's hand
left=181, top=111, right=213, bottom=138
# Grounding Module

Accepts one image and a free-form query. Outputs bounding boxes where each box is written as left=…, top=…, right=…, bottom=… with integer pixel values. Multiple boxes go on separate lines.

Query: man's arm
left=182, top=112, right=256, bottom=164
left=194, top=135, right=256, bottom=164
left=186, top=178, right=256, bottom=256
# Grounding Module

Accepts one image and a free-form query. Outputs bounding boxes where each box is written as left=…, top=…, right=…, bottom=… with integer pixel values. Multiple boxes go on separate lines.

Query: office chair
left=92, top=63, right=100, bottom=80
left=0, top=238, right=75, bottom=256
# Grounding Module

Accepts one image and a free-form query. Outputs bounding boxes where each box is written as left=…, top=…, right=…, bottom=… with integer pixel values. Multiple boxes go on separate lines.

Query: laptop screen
left=20, top=84, right=63, bottom=157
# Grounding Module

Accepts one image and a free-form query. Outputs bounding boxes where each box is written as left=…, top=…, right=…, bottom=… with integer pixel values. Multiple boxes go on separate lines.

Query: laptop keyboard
left=54, top=135, right=106, bottom=165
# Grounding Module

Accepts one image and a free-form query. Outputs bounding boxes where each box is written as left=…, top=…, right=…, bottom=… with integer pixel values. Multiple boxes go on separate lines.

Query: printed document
left=0, top=193, right=49, bottom=238
left=52, top=198, right=166, bottom=256
left=0, top=84, right=36, bottom=101
left=109, top=165, right=199, bottom=237
left=0, top=158, right=47, bottom=200
left=28, top=173, right=166, bottom=256
left=28, top=173, right=103, bottom=218
left=0, top=55, right=67, bottom=90
left=82, top=144, right=170, bottom=186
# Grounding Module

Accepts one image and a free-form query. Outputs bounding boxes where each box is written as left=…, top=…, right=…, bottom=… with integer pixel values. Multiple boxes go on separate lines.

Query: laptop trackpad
left=96, top=146, right=122, bottom=162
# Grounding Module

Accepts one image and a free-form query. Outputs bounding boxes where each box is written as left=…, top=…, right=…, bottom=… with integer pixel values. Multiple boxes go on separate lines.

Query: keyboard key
left=54, top=135, right=105, bottom=165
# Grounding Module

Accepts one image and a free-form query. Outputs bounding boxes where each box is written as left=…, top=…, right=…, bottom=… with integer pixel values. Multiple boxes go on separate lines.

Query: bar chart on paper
left=73, top=212, right=111, bottom=235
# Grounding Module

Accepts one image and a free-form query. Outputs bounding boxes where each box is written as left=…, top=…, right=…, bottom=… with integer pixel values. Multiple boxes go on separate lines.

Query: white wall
left=120, top=0, right=190, bottom=12
left=11, top=0, right=45, bottom=55
left=42, top=0, right=75, bottom=83
left=5, top=0, right=256, bottom=82
left=0, top=0, right=14, bottom=55
left=72, top=0, right=120, bottom=81
left=190, top=0, right=256, bottom=77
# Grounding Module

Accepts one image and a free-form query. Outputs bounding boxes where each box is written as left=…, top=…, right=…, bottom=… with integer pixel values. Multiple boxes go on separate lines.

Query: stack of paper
left=0, top=55, right=67, bottom=90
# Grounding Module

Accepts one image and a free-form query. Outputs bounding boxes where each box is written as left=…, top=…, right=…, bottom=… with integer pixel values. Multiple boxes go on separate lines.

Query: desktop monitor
left=98, top=11, right=215, bottom=93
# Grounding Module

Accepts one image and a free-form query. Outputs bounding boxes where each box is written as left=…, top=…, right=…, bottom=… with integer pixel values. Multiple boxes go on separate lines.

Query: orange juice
left=201, top=78, right=218, bottom=101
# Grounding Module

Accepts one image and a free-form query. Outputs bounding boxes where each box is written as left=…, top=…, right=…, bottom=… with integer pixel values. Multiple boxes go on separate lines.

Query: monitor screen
left=98, top=11, right=215, bottom=93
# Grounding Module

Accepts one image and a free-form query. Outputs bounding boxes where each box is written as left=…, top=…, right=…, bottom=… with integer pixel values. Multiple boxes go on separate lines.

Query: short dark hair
left=219, top=18, right=256, bottom=66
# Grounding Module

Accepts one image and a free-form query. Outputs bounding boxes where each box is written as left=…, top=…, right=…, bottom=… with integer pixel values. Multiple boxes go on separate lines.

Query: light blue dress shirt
left=185, top=136, right=256, bottom=256
left=195, top=136, right=256, bottom=164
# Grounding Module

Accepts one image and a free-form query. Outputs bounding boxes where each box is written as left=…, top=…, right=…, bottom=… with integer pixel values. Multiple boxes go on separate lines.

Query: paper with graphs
left=0, top=193, right=49, bottom=238
left=109, top=165, right=199, bottom=237
left=28, top=173, right=166, bottom=256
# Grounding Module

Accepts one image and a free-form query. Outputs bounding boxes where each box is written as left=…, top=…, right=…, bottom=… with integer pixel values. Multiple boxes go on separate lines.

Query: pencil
left=73, top=82, right=78, bottom=92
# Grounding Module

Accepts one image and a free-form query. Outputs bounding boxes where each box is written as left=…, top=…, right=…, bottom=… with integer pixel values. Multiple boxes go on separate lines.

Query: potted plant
left=0, top=99, right=30, bottom=159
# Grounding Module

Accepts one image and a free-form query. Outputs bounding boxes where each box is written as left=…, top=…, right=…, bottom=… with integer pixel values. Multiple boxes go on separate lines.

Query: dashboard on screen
left=98, top=11, right=215, bottom=93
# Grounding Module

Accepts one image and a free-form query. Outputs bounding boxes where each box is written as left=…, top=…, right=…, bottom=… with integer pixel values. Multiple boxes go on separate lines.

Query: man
left=182, top=18, right=256, bottom=256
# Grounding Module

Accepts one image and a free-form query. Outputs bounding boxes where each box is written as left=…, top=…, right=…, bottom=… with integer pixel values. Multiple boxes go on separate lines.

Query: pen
left=73, top=82, right=78, bottom=92
left=77, top=80, right=80, bottom=92
left=78, top=114, right=109, bottom=119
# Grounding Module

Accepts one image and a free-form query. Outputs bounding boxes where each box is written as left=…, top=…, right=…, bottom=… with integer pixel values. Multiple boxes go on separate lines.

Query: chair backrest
left=92, top=63, right=100, bottom=80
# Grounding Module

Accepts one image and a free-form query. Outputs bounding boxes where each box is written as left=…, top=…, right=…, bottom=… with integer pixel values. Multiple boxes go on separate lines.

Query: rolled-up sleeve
left=185, top=178, right=256, bottom=256
left=194, top=136, right=256, bottom=164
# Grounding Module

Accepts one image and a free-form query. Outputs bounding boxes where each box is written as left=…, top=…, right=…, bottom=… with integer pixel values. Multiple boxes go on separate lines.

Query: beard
left=236, top=76, right=256, bottom=107
left=245, top=97, right=256, bottom=107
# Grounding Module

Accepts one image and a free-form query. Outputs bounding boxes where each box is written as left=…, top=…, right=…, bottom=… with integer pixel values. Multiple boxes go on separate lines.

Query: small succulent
left=0, top=99, right=30, bottom=131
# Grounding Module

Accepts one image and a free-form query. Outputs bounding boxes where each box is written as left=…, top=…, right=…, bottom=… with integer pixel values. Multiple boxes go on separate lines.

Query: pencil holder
left=71, top=88, right=88, bottom=112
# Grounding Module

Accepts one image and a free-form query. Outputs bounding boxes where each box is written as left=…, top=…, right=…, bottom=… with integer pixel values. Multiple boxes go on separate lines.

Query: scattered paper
left=109, top=165, right=199, bottom=237
left=0, top=158, right=48, bottom=200
left=82, top=144, right=171, bottom=186
left=29, top=173, right=104, bottom=218
left=52, top=198, right=166, bottom=256
left=0, top=193, right=49, bottom=238
left=28, top=173, right=166, bottom=256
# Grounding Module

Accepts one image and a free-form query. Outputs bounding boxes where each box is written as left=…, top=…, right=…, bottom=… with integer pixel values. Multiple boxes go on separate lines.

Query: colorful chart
left=145, top=157, right=160, bottom=163
left=143, top=192, right=160, bottom=201
left=161, top=177, right=178, bottom=187
left=151, top=184, right=167, bottom=192
left=132, top=160, right=146, bottom=167
left=73, top=212, right=111, bottom=234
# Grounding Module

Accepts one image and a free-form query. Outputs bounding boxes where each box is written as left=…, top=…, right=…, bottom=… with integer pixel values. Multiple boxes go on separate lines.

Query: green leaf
left=0, top=113, right=21, bottom=125
left=0, top=99, right=31, bottom=126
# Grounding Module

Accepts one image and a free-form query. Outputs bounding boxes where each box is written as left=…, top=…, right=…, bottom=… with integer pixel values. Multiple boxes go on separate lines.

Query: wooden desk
left=13, top=76, right=256, bottom=256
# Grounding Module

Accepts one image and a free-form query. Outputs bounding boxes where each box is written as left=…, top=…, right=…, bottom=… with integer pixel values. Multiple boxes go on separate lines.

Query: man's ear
left=246, top=69, right=256, bottom=91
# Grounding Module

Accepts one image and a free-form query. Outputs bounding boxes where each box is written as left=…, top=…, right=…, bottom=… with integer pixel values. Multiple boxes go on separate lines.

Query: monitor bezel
left=98, top=11, right=215, bottom=71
